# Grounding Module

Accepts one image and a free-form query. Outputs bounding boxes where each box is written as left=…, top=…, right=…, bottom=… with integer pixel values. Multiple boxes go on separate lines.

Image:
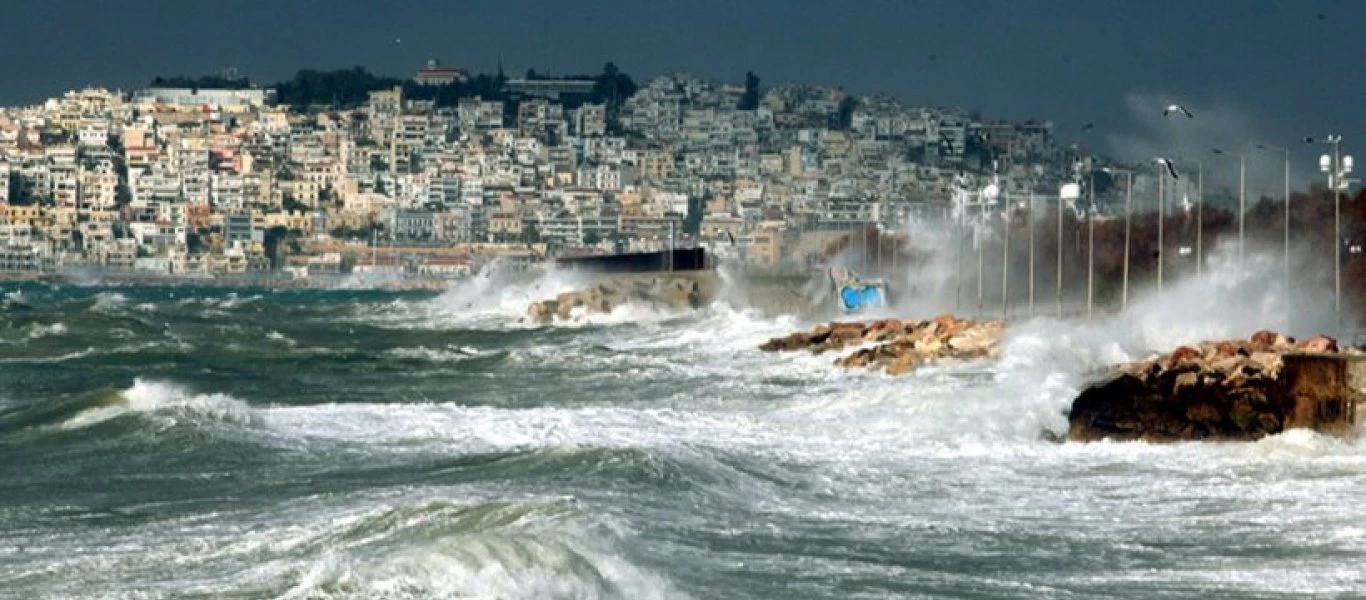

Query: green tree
left=8, top=174, right=29, bottom=206
left=150, top=74, right=252, bottom=89
left=834, top=95, right=857, bottom=130
left=262, top=226, right=290, bottom=270
left=186, top=231, right=205, bottom=254
left=683, top=196, right=704, bottom=235
left=738, top=71, right=761, bottom=110
left=282, top=194, right=309, bottom=213
left=521, top=221, right=541, bottom=245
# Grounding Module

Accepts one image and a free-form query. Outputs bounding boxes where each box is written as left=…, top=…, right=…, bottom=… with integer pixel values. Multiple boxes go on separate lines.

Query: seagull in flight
left=1154, top=157, right=1180, bottom=179
left=1163, top=104, right=1194, bottom=118
left=1080, top=122, right=1094, bottom=131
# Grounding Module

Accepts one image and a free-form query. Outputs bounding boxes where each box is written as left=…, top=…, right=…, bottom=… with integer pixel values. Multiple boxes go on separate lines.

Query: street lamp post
left=1156, top=162, right=1165, bottom=294
left=1194, top=160, right=1203, bottom=281
left=1002, top=199, right=1010, bottom=320
left=1176, top=158, right=1203, bottom=281
left=1310, top=135, right=1353, bottom=329
left=1058, top=182, right=1079, bottom=318
left=1028, top=190, right=1035, bottom=317
left=1210, top=147, right=1248, bottom=277
left=1087, top=173, right=1095, bottom=320
left=977, top=218, right=985, bottom=318
left=956, top=205, right=964, bottom=313
left=1103, top=167, right=1133, bottom=311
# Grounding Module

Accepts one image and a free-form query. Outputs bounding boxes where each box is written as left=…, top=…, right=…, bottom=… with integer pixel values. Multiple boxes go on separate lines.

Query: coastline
left=0, top=270, right=452, bottom=292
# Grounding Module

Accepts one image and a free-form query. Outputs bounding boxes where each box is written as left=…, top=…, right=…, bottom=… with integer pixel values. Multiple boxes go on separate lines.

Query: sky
left=3, top=0, right=1362, bottom=192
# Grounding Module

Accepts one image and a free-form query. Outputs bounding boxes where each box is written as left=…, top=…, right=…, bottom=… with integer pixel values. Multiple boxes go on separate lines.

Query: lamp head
left=1320, top=154, right=1332, bottom=172
left=1344, top=156, right=1354, bottom=173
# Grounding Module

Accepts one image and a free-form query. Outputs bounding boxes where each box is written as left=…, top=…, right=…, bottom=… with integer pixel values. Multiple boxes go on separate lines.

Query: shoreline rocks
left=1069, top=331, right=1366, bottom=442
left=759, top=314, right=1004, bottom=375
left=527, top=276, right=708, bottom=324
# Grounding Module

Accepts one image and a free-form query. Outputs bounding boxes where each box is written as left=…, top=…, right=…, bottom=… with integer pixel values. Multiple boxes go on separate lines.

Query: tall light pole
left=955, top=201, right=964, bottom=313
left=1174, top=157, right=1203, bottom=281
left=1256, top=143, right=1290, bottom=329
left=1087, top=172, right=1095, bottom=320
left=1211, top=147, right=1248, bottom=277
left=1191, top=159, right=1203, bottom=281
left=1156, top=161, right=1165, bottom=294
left=1103, top=167, right=1133, bottom=311
left=1310, top=135, right=1353, bottom=329
left=1028, top=189, right=1035, bottom=317
left=1058, top=182, right=1079, bottom=318
left=1002, top=197, right=1010, bottom=320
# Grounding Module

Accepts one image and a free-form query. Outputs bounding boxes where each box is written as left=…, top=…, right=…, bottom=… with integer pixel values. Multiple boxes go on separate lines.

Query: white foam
left=384, top=345, right=482, bottom=363
left=26, top=322, right=67, bottom=340
left=89, top=292, right=128, bottom=313
left=60, top=378, right=255, bottom=430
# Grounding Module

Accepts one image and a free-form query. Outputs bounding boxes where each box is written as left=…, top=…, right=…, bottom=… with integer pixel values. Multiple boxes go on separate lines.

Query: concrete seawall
left=1282, top=353, right=1366, bottom=436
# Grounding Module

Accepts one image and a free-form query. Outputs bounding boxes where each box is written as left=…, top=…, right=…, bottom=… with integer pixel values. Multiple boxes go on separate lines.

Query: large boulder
left=760, top=314, right=1003, bottom=375
left=526, top=275, right=712, bottom=324
left=1069, top=331, right=1363, bottom=442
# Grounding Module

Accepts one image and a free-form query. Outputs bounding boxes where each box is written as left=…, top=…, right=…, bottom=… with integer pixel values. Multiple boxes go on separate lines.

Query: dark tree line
left=156, top=63, right=639, bottom=115
left=150, top=74, right=252, bottom=90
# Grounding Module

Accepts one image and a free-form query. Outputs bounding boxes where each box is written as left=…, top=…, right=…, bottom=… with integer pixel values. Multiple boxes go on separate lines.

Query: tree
left=272, top=66, right=402, bottom=108
left=521, top=221, right=541, bottom=245
left=834, top=95, right=857, bottom=130
left=8, top=174, right=29, bottom=206
left=282, top=194, right=309, bottom=213
left=262, top=226, right=290, bottom=270
left=582, top=230, right=602, bottom=246
left=738, top=71, right=761, bottom=110
left=186, top=231, right=205, bottom=254
left=592, top=62, right=638, bottom=132
left=150, top=74, right=251, bottom=89
left=683, top=196, right=704, bottom=235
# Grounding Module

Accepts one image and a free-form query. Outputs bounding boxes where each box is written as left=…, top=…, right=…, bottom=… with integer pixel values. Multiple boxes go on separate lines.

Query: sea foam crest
left=60, top=378, right=254, bottom=430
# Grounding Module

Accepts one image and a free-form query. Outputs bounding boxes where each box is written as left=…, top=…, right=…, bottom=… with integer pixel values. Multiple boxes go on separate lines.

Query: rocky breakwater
left=759, top=314, right=1005, bottom=375
left=526, top=275, right=709, bottom=324
left=1069, top=331, right=1366, bottom=442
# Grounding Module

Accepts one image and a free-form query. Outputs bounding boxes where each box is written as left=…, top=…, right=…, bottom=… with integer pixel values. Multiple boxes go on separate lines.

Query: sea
left=1, top=263, right=1364, bottom=599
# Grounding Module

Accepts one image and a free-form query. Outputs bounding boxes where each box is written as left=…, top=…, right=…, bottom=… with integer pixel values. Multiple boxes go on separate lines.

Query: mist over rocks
left=526, top=275, right=710, bottom=324
left=1069, top=331, right=1366, bottom=442
left=759, top=314, right=1005, bottom=376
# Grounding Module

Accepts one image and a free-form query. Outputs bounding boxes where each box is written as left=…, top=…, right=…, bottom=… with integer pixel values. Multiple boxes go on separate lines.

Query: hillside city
left=0, top=61, right=1145, bottom=283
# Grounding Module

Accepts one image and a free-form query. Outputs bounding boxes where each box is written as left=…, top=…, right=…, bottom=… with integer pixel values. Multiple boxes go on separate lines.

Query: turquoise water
left=1, top=281, right=1364, bottom=599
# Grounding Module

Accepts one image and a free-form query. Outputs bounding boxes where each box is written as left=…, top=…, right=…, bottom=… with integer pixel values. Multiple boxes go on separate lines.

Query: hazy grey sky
left=3, top=0, right=1362, bottom=189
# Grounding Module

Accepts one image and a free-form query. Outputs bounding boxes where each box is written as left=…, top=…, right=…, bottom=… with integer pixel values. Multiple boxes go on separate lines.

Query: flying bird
left=1163, top=104, right=1194, bottom=118
left=1154, top=157, right=1180, bottom=179
left=1080, top=122, right=1094, bottom=131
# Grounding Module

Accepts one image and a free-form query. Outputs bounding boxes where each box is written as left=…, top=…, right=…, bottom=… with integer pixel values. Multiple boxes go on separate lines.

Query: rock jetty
left=1069, top=331, right=1366, bottom=442
left=527, top=275, right=708, bottom=324
left=759, top=314, right=1005, bottom=375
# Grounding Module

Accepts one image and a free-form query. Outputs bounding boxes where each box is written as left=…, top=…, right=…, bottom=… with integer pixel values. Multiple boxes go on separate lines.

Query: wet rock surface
left=527, top=276, right=707, bottom=324
left=1069, top=331, right=1366, bottom=442
left=759, top=314, right=1005, bottom=376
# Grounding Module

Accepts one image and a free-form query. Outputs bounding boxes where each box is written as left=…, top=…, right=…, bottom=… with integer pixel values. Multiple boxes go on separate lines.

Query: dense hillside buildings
left=0, top=69, right=1105, bottom=279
